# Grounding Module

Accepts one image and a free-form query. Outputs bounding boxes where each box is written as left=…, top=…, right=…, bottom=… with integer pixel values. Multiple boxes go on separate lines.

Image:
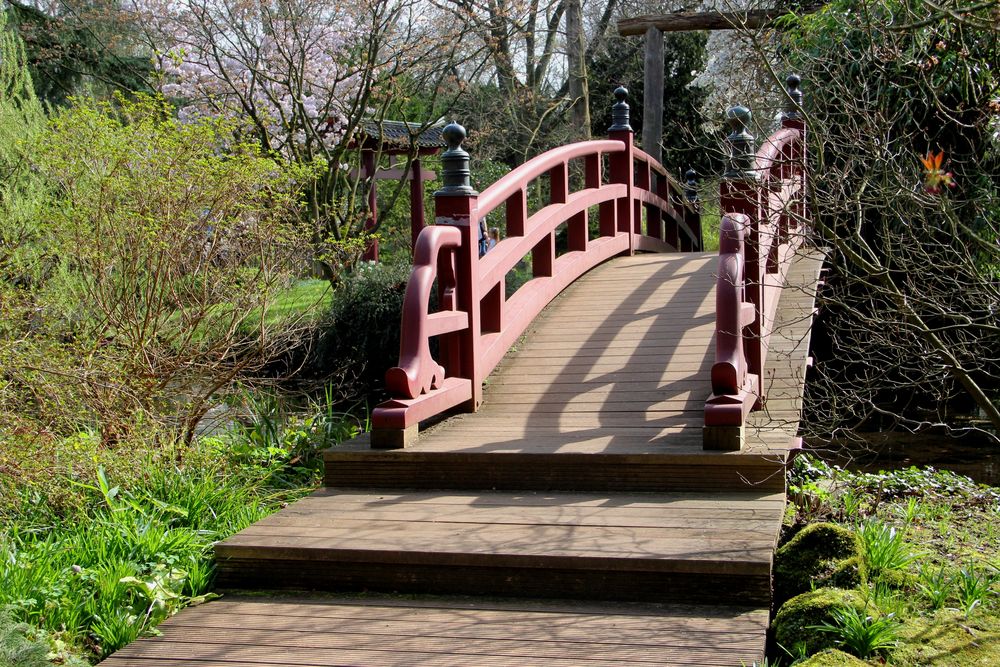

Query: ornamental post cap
left=436, top=120, right=477, bottom=197
left=724, top=105, right=758, bottom=180
left=442, top=121, right=466, bottom=150
left=726, top=105, right=752, bottom=135
left=783, top=74, right=803, bottom=119
left=608, top=86, right=632, bottom=132
left=685, top=168, right=699, bottom=202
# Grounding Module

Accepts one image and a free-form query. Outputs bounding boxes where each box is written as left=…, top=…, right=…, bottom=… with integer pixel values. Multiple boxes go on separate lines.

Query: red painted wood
left=705, top=214, right=759, bottom=427
left=362, top=150, right=379, bottom=261
left=410, top=158, right=425, bottom=251
left=608, top=129, right=635, bottom=254
left=705, top=121, right=807, bottom=435
left=384, top=226, right=462, bottom=399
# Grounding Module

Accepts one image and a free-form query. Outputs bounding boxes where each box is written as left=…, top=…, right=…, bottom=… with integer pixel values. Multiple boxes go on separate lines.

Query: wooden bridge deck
left=102, top=250, right=824, bottom=667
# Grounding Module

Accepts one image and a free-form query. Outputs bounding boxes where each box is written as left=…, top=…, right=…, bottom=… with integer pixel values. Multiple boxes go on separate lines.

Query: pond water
left=805, top=431, right=999, bottom=487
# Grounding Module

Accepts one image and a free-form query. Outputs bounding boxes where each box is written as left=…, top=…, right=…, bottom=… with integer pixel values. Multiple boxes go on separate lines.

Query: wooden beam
left=618, top=9, right=805, bottom=36
left=641, top=28, right=664, bottom=164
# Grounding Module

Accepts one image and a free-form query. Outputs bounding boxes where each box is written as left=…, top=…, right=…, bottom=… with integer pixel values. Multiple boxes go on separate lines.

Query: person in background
left=478, top=219, right=489, bottom=257
left=488, top=227, right=500, bottom=251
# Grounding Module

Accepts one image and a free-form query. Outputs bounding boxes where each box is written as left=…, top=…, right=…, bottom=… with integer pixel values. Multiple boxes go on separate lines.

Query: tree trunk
left=566, top=0, right=590, bottom=139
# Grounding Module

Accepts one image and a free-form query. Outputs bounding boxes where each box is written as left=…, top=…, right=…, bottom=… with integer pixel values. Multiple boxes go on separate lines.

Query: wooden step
left=215, top=489, right=784, bottom=605
left=100, top=594, right=769, bottom=667
left=324, top=434, right=790, bottom=493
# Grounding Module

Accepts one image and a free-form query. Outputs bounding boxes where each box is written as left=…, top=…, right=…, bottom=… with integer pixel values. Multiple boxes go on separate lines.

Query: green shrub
left=809, top=605, right=900, bottom=659
left=858, top=519, right=918, bottom=580
left=3, top=93, right=311, bottom=444
left=311, top=259, right=412, bottom=398
left=775, top=522, right=866, bottom=604
left=773, top=588, right=867, bottom=658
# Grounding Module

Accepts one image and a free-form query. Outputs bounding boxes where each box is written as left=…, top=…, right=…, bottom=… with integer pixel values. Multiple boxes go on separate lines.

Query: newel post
left=435, top=122, right=484, bottom=411
left=684, top=168, right=702, bottom=250
left=607, top=87, right=635, bottom=254
left=781, top=74, right=807, bottom=242
left=720, top=105, right=763, bottom=399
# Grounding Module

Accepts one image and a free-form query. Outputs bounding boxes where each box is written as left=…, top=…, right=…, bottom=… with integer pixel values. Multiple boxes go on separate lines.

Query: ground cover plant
left=775, top=454, right=1000, bottom=665
left=0, top=390, right=362, bottom=663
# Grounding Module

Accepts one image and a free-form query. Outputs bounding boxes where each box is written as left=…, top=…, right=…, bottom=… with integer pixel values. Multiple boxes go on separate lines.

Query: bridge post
left=684, top=169, right=701, bottom=250
left=435, top=122, right=484, bottom=413
left=780, top=74, right=806, bottom=246
left=607, top=87, right=635, bottom=254
left=720, top=105, right=763, bottom=407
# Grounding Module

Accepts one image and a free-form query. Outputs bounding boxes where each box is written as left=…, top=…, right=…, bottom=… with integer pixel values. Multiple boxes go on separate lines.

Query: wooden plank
left=292, top=489, right=785, bottom=506
left=218, top=527, right=776, bottom=566
left=618, top=9, right=810, bottom=36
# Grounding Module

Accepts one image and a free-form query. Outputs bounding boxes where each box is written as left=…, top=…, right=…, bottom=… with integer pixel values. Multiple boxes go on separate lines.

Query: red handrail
left=704, top=97, right=808, bottom=451
left=384, top=225, right=463, bottom=399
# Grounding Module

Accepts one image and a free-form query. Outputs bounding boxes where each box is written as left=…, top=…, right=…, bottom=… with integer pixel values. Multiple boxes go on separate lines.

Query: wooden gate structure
left=101, top=76, right=822, bottom=667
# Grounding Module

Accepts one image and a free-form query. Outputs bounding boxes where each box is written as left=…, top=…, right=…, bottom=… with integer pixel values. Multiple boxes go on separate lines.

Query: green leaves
left=809, top=606, right=900, bottom=658
left=858, top=519, right=919, bottom=580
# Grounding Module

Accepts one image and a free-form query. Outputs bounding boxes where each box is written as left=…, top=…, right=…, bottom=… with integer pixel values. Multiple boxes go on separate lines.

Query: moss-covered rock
left=773, top=588, right=867, bottom=657
left=796, top=648, right=872, bottom=666
left=774, top=522, right=865, bottom=604
left=892, top=609, right=1000, bottom=666
left=873, top=566, right=917, bottom=591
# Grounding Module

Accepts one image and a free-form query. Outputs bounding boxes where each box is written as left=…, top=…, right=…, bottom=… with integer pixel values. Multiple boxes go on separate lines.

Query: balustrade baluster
left=607, top=87, right=635, bottom=254
left=685, top=169, right=701, bottom=250
left=720, top=105, right=763, bottom=402
left=781, top=74, right=806, bottom=239
left=506, top=188, right=527, bottom=237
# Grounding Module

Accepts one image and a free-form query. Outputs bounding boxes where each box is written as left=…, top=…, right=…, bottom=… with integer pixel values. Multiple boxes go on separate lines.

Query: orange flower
left=920, top=150, right=956, bottom=194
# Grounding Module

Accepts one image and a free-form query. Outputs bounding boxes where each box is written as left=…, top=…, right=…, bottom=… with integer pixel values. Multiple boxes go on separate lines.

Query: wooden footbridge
left=103, top=78, right=824, bottom=666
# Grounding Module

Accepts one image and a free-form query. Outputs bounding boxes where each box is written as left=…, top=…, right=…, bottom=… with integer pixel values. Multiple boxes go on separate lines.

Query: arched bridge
left=103, top=78, right=825, bottom=667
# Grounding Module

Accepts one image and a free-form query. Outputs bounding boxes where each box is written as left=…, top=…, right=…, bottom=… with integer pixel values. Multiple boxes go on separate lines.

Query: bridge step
left=215, top=488, right=783, bottom=605
left=100, top=594, right=769, bottom=667
left=324, top=435, right=789, bottom=493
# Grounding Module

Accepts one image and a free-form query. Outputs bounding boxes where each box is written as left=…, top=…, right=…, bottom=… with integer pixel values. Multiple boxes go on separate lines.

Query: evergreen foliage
left=778, top=0, right=1000, bottom=437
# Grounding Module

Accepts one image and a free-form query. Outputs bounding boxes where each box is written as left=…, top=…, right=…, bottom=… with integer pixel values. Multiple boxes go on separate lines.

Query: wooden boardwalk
left=102, top=250, right=824, bottom=667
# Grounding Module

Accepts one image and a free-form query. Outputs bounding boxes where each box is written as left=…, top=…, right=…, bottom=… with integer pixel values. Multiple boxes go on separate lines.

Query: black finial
left=685, top=168, right=699, bottom=203
left=783, top=74, right=803, bottom=121
left=436, top=121, right=477, bottom=197
left=724, top=105, right=757, bottom=179
left=608, top=86, right=632, bottom=132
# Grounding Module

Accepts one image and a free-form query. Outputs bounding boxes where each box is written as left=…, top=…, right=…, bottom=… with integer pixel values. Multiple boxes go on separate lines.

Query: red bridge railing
left=371, top=88, right=701, bottom=448
left=704, top=74, right=809, bottom=450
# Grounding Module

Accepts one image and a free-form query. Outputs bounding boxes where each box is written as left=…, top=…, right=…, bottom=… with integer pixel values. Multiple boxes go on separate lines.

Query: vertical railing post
left=410, top=157, right=425, bottom=251
left=362, top=149, right=379, bottom=261
left=435, top=122, right=483, bottom=411
left=607, top=87, right=635, bottom=254
left=685, top=168, right=701, bottom=250
left=720, top=105, right=763, bottom=404
left=781, top=74, right=806, bottom=244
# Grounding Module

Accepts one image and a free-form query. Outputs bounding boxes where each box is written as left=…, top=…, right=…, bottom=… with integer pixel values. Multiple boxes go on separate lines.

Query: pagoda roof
left=358, top=119, right=447, bottom=149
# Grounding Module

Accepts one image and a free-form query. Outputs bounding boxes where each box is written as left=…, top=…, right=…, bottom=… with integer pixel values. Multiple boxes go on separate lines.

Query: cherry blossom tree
left=131, top=0, right=465, bottom=276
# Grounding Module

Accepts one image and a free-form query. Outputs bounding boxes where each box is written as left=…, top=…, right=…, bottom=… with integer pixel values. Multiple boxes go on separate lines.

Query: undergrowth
left=0, top=391, right=362, bottom=663
left=779, top=454, right=1000, bottom=665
